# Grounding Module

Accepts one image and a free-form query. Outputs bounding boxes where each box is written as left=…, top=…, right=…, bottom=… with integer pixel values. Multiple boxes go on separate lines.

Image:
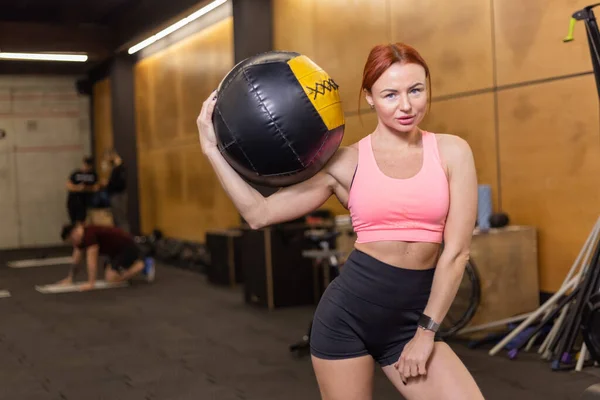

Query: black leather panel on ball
left=246, top=61, right=329, bottom=170
left=213, top=107, right=236, bottom=151
left=213, top=107, right=258, bottom=183
left=249, top=125, right=344, bottom=188
left=242, top=51, right=300, bottom=68
left=239, top=61, right=328, bottom=176
left=214, top=66, right=300, bottom=177
left=217, top=51, right=299, bottom=94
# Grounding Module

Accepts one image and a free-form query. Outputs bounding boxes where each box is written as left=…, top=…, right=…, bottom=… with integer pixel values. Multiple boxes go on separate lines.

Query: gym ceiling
left=0, top=0, right=205, bottom=74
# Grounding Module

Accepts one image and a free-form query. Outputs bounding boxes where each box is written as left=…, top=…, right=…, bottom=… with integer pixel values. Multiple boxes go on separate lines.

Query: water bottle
left=477, top=184, right=492, bottom=232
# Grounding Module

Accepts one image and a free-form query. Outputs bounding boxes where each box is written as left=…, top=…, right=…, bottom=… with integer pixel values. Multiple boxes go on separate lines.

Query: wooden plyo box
left=462, top=225, right=540, bottom=337
left=205, top=229, right=243, bottom=287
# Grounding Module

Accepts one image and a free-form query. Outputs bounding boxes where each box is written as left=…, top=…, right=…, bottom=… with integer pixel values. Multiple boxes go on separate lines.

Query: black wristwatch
left=418, top=313, right=440, bottom=333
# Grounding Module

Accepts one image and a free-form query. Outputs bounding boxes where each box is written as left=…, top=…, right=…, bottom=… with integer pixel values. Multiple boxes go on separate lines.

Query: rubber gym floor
left=1, top=249, right=598, bottom=400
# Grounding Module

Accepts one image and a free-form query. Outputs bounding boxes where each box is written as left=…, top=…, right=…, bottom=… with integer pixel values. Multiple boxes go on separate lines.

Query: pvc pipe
left=489, top=276, right=579, bottom=356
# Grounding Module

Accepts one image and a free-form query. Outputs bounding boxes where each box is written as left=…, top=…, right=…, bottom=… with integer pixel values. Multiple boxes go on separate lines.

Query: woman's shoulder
left=322, top=140, right=360, bottom=182
left=430, top=132, right=474, bottom=171
left=330, top=142, right=359, bottom=167
left=431, top=132, right=472, bottom=155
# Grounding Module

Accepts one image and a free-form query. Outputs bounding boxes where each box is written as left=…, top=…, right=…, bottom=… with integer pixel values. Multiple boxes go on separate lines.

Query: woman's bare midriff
left=353, top=240, right=441, bottom=270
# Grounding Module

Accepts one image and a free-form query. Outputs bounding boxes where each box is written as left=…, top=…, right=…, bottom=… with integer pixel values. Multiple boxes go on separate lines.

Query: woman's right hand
left=197, top=90, right=219, bottom=154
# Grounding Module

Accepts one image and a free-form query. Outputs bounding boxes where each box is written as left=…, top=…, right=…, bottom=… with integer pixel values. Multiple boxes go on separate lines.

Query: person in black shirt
left=102, top=149, right=129, bottom=232
left=66, top=156, right=98, bottom=224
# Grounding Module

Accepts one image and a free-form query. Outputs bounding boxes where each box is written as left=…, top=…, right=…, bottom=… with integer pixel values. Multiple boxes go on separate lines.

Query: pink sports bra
left=348, top=131, right=450, bottom=244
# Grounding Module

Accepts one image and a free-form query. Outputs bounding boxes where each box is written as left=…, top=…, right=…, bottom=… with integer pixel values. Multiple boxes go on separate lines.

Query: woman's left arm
left=395, top=135, right=478, bottom=382
left=423, top=135, right=478, bottom=327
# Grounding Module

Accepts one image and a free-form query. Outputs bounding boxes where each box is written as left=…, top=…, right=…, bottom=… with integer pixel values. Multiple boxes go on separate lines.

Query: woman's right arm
left=198, top=91, right=337, bottom=229
left=66, top=180, right=83, bottom=191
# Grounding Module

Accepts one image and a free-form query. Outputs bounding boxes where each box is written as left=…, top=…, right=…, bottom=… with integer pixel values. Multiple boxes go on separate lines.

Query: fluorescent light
left=0, top=52, right=88, bottom=62
left=128, top=0, right=228, bottom=54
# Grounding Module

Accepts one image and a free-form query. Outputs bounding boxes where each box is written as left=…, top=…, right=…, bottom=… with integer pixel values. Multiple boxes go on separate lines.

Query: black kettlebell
left=489, top=212, right=509, bottom=228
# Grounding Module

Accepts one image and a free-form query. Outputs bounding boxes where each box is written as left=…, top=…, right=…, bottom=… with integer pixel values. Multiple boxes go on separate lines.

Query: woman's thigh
left=312, top=355, right=375, bottom=400
left=381, top=342, right=484, bottom=400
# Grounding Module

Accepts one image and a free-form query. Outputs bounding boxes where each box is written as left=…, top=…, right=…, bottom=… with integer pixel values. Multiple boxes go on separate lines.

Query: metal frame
left=564, top=3, right=600, bottom=97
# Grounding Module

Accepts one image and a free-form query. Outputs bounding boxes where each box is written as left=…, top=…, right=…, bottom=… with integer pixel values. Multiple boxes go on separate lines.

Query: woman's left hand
left=394, top=328, right=436, bottom=384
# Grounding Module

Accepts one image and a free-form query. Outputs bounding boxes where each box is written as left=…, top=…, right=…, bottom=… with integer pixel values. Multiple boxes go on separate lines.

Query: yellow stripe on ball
left=287, top=55, right=345, bottom=132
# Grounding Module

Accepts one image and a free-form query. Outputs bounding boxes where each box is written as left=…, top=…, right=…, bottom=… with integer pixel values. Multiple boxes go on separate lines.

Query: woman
left=197, top=43, right=484, bottom=400
left=101, top=149, right=129, bottom=232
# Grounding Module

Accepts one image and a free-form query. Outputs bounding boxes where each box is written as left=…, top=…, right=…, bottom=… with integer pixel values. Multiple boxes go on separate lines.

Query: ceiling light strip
left=128, top=0, right=228, bottom=55
left=0, top=53, right=88, bottom=62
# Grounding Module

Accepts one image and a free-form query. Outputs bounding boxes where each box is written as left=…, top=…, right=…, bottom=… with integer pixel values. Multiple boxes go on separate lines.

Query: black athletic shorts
left=310, top=249, right=443, bottom=366
left=67, top=196, right=87, bottom=224
left=108, top=244, right=141, bottom=271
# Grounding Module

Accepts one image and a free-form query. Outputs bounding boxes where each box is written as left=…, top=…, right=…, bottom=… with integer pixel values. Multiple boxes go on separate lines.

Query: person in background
left=58, top=223, right=155, bottom=291
left=102, top=149, right=129, bottom=232
left=66, top=156, right=98, bottom=224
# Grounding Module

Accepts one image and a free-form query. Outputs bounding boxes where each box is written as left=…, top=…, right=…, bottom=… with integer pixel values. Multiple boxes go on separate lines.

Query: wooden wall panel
left=391, top=0, right=493, bottom=98
left=140, top=146, right=239, bottom=243
left=150, top=47, right=181, bottom=145
left=273, top=0, right=316, bottom=57
left=498, top=74, right=600, bottom=292
left=341, top=112, right=379, bottom=147
left=184, top=145, right=239, bottom=239
left=422, top=93, right=499, bottom=210
left=177, top=18, right=234, bottom=139
left=134, top=61, right=154, bottom=150
left=137, top=151, right=157, bottom=234
left=164, top=150, right=185, bottom=202
left=184, top=145, right=218, bottom=209
left=92, top=78, right=113, bottom=179
left=494, top=0, right=593, bottom=86
left=134, top=17, right=238, bottom=241
left=314, top=0, right=390, bottom=113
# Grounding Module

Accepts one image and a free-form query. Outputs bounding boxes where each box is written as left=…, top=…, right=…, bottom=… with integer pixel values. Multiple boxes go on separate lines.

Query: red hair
left=358, top=43, right=431, bottom=112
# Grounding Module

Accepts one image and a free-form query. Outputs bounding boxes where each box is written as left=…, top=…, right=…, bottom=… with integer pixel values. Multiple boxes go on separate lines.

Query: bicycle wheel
left=438, top=259, right=481, bottom=338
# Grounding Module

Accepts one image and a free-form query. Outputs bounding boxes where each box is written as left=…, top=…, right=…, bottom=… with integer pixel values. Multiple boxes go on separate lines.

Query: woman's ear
left=364, top=89, right=374, bottom=109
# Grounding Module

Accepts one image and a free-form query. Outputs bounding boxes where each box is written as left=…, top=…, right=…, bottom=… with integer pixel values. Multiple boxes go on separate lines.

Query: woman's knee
left=104, top=268, right=121, bottom=282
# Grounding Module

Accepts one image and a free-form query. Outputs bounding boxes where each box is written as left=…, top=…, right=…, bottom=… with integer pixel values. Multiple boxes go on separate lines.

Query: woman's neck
left=371, top=124, right=422, bottom=149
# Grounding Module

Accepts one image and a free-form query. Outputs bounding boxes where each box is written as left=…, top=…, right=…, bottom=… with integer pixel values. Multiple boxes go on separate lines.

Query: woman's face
left=365, top=62, right=428, bottom=134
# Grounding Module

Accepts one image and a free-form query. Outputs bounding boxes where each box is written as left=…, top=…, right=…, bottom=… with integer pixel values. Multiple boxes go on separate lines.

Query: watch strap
left=418, top=313, right=440, bottom=333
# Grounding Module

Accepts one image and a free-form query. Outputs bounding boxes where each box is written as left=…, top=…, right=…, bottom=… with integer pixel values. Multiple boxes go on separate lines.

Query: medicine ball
left=212, top=51, right=345, bottom=187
